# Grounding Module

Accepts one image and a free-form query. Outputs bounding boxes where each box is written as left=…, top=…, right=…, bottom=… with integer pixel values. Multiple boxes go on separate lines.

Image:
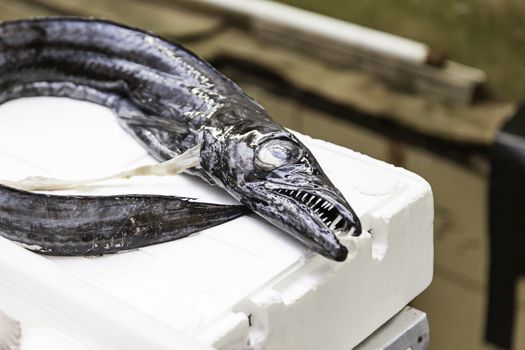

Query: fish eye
left=254, top=139, right=304, bottom=171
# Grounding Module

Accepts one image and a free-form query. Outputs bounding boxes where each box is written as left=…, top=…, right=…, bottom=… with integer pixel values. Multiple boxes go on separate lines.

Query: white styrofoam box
left=0, top=97, right=433, bottom=350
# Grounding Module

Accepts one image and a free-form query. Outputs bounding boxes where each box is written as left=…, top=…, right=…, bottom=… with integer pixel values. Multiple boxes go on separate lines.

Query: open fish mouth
left=274, top=188, right=358, bottom=236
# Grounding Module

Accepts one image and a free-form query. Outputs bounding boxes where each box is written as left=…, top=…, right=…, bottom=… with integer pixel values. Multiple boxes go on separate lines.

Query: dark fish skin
left=0, top=183, right=248, bottom=255
left=0, top=17, right=361, bottom=261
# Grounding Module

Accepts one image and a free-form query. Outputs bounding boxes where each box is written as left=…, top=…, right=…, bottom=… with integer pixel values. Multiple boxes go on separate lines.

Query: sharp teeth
left=307, top=195, right=315, bottom=204
left=329, top=215, right=342, bottom=230
left=295, top=191, right=301, bottom=197
left=322, top=202, right=330, bottom=209
left=302, top=193, right=308, bottom=201
left=327, top=204, right=334, bottom=210
left=315, top=198, right=322, bottom=206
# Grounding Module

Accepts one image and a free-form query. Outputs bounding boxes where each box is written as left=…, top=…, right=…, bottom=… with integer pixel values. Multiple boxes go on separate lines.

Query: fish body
left=0, top=17, right=361, bottom=261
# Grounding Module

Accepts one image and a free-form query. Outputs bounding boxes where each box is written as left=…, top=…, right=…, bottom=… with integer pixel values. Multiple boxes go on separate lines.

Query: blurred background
left=0, top=0, right=523, bottom=348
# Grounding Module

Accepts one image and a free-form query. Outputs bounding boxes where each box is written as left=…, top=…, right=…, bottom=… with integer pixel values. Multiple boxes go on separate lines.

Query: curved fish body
left=0, top=17, right=361, bottom=261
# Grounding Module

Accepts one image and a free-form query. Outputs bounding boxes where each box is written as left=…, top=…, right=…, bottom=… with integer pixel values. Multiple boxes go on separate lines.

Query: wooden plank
left=254, top=19, right=486, bottom=105
left=179, top=0, right=486, bottom=105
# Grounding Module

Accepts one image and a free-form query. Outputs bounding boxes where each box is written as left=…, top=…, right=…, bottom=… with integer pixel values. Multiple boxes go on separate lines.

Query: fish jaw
left=245, top=177, right=362, bottom=262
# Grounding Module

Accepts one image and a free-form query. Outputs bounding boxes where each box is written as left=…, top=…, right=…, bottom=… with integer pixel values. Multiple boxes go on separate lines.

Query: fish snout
left=253, top=183, right=361, bottom=261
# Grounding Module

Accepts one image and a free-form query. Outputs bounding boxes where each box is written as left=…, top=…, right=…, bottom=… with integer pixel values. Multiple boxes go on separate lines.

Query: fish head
left=201, top=114, right=361, bottom=262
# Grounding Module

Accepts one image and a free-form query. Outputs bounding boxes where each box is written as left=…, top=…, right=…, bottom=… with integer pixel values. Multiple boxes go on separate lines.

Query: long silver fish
left=0, top=17, right=361, bottom=261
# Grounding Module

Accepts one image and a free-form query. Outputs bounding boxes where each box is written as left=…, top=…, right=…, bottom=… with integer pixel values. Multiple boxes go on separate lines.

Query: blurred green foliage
left=277, top=0, right=525, bottom=102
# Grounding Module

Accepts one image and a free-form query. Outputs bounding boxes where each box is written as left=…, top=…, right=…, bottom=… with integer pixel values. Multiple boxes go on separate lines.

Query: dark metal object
left=355, top=306, right=429, bottom=350
left=486, top=105, right=525, bottom=349
left=0, top=17, right=361, bottom=261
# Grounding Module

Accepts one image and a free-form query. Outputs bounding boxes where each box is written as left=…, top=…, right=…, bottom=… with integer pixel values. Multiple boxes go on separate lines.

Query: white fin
left=0, top=309, right=21, bottom=350
left=1, top=144, right=201, bottom=192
